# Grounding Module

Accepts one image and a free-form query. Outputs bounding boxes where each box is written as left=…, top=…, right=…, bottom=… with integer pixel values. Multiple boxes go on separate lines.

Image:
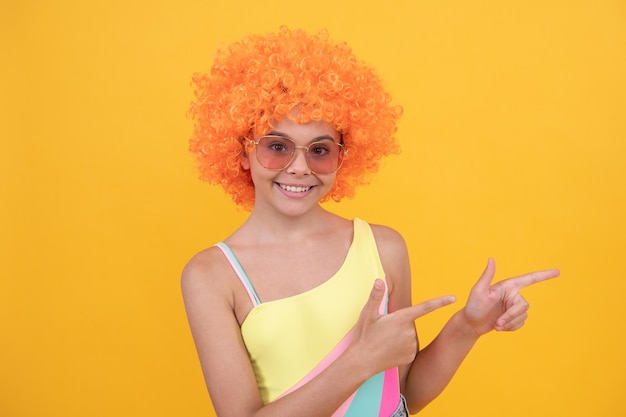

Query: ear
left=240, top=150, right=251, bottom=170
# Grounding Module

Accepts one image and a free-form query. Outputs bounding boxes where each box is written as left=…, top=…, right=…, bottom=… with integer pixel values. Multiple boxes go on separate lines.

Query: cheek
left=317, top=173, right=337, bottom=189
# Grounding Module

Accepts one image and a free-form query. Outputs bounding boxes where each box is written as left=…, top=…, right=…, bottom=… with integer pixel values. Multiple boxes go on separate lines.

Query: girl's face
left=241, top=117, right=342, bottom=217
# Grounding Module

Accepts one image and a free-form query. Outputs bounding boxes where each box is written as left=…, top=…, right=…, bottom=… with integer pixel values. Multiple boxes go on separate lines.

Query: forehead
left=264, top=117, right=340, bottom=142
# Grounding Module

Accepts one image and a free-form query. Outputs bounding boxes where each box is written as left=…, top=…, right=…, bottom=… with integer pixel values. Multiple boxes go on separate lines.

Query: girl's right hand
left=349, top=279, right=456, bottom=375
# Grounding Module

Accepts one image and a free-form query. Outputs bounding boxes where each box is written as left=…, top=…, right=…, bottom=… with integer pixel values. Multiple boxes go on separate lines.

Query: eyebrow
left=266, top=131, right=337, bottom=143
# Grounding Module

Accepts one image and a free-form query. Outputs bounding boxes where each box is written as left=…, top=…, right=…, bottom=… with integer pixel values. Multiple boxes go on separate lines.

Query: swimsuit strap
left=215, top=242, right=261, bottom=307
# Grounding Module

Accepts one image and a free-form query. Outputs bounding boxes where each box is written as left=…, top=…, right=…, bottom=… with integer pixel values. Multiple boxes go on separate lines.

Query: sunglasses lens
left=255, top=136, right=295, bottom=169
left=306, top=142, right=344, bottom=174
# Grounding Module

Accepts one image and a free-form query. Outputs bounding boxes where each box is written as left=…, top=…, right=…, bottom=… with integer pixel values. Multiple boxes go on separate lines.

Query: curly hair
left=189, top=26, right=402, bottom=210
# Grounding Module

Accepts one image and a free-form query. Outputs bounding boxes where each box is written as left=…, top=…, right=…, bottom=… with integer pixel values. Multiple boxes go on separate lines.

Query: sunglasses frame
left=246, top=135, right=348, bottom=175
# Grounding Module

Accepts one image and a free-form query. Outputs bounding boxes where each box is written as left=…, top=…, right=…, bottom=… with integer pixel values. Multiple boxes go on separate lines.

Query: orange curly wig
left=189, top=26, right=402, bottom=210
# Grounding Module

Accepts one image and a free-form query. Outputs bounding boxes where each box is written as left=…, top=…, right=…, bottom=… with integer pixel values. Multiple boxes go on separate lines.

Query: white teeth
left=280, top=184, right=312, bottom=193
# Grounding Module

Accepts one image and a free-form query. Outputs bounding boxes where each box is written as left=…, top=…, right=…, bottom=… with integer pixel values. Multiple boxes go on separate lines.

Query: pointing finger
left=503, top=268, right=560, bottom=291
left=398, top=295, right=457, bottom=321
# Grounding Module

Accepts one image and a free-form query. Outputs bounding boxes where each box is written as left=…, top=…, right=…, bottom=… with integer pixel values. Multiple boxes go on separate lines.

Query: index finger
left=504, top=268, right=560, bottom=291
left=397, top=295, right=457, bottom=322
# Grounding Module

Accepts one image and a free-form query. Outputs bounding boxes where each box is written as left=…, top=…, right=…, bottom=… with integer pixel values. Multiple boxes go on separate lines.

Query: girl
left=182, top=27, right=558, bottom=417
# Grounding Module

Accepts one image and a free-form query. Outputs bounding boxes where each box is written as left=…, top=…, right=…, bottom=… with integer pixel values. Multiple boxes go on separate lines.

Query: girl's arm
left=373, top=226, right=559, bottom=414
left=404, top=259, right=558, bottom=413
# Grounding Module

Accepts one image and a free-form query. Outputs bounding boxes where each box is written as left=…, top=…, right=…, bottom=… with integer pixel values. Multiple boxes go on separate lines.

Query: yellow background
left=1, top=1, right=624, bottom=416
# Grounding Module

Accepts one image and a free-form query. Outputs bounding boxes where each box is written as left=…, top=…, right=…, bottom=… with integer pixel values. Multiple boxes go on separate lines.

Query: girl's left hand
left=462, top=258, right=559, bottom=336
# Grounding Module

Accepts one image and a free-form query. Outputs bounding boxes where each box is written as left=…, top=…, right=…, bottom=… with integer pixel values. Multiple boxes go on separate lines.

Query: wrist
left=451, top=310, right=482, bottom=343
left=341, top=343, right=376, bottom=385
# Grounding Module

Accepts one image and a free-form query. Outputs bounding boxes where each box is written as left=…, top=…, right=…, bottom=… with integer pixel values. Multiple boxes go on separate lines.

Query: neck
left=241, top=203, right=340, bottom=243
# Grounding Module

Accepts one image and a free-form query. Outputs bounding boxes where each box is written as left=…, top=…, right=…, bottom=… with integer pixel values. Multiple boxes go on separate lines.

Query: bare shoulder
left=369, top=223, right=409, bottom=260
left=181, top=246, right=227, bottom=292
left=369, top=223, right=412, bottom=309
left=181, top=246, right=238, bottom=316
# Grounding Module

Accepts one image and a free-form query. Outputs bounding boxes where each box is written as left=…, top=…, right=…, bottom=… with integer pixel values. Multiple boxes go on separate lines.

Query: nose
left=286, top=147, right=311, bottom=175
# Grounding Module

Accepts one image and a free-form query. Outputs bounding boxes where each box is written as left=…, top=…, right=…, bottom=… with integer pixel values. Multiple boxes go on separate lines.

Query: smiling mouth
left=278, top=184, right=313, bottom=193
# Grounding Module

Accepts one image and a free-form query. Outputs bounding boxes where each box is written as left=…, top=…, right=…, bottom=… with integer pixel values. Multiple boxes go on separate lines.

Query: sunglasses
left=246, top=135, right=347, bottom=175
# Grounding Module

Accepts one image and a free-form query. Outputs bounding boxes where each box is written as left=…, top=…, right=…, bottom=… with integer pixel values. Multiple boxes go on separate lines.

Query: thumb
left=473, top=258, right=497, bottom=293
left=359, top=279, right=387, bottom=322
